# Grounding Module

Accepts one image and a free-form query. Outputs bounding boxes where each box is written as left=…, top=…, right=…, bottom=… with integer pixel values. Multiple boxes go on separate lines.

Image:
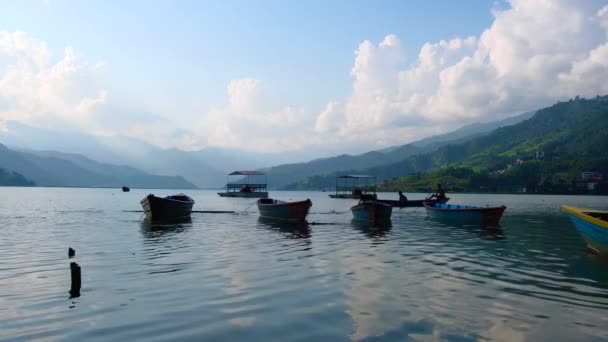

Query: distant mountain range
left=264, top=110, right=535, bottom=189
left=0, top=143, right=196, bottom=189
left=0, top=110, right=534, bottom=189
left=0, top=121, right=332, bottom=188
left=287, top=96, right=608, bottom=192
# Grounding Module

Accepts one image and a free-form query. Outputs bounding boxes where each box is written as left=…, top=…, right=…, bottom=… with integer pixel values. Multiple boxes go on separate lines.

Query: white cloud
left=316, top=0, right=608, bottom=139
left=2, top=0, right=608, bottom=155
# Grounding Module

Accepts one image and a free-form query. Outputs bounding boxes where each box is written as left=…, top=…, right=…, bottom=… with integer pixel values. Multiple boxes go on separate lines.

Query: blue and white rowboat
left=561, top=205, right=608, bottom=254
left=424, top=202, right=506, bottom=226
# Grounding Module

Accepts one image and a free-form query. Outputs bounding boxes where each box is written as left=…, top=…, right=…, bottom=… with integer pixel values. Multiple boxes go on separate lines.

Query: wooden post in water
left=69, top=262, right=81, bottom=298
left=68, top=247, right=75, bottom=258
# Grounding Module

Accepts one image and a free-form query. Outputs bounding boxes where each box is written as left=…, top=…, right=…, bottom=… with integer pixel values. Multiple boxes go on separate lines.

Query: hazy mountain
left=0, top=122, right=325, bottom=188
left=0, top=144, right=196, bottom=189
left=0, top=167, right=34, bottom=186
left=0, top=109, right=534, bottom=189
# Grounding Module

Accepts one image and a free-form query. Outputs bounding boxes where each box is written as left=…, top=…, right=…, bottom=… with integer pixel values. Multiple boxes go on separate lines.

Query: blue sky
left=0, top=0, right=494, bottom=111
left=0, top=1, right=607, bottom=153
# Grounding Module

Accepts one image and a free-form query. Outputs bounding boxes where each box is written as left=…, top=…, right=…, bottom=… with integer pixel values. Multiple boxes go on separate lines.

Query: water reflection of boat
left=257, top=216, right=311, bottom=239
left=561, top=205, right=608, bottom=254
left=139, top=217, right=192, bottom=238
left=351, top=219, right=392, bottom=238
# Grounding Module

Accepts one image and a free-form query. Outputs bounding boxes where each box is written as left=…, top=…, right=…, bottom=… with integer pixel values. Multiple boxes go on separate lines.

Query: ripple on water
left=1, top=190, right=608, bottom=341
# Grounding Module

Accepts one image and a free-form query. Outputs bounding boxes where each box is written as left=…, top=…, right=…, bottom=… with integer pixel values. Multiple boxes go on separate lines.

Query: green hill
left=264, top=111, right=533, bottom=189
left=287, top=96, right=608, bottom=194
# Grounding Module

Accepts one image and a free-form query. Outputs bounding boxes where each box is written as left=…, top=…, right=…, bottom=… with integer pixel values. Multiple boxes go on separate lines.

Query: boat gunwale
left=140, top=195, right=195, bottom=205
left=257, top=199, right=312, bottom=208
left=561, top=205, right=608, bottom=229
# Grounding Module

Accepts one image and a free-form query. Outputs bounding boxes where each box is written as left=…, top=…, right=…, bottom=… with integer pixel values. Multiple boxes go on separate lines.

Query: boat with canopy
left=329, top=175, right=377, bottom=199
left=217, top=171, right=269, bottom=198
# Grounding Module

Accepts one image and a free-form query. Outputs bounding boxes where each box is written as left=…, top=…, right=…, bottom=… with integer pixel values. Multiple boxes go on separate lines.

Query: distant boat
left=561, top=205, right=608, bottom=254
left=140, top=194, right=195, bottom=221
left=122, top=186, right=130, bottom=192
left=424, top=202, right=506, bottom=226
left=376, top=197, right=449, bottom=208
left=329, top=175, right=377, bottom=199
left=351, top=200, right=393, bottom=223
left=257, top=198, right=312, bottom=222
left=218, top=171, right=269, bottom=198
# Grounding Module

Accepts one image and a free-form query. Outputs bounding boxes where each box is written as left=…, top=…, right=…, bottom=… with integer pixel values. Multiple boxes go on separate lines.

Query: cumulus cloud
left=0, top=30, right=205, bottom=150
left=0, top=31, right=107, bottom=130
left=2, top=0, right=608, bottom=154
left=198, top=78, right=309, bottom=150
left=316, top=0, right=608, bottom=139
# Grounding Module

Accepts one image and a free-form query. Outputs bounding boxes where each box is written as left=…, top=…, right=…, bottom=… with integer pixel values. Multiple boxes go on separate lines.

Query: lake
left=1, top=188, right=608, bottom=341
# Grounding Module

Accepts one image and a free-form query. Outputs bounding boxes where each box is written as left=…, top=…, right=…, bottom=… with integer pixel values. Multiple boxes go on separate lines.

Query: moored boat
left=561, top=205, right=608, bottom=254
left=351, top=200, right=393, bottom=223
left=218, top=171, right=269, bottom=198
left=376, top=197, right=449, bottom=208
left=329, top=175, right=377, bottom=199
left=424, top=202, right=506, bottom=226
left=122, top=186, right=130, bottom=192
left=140, top=193, right=195, bottom=222
left=257, top=198, right=312, bottom=222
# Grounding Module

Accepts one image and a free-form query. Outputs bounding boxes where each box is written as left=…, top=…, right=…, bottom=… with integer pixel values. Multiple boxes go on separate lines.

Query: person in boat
left=398, top=191, right=408, bottom=203
left=240, top=184, right=252, bottom=193
left=429, top=183, right=447, bottom=200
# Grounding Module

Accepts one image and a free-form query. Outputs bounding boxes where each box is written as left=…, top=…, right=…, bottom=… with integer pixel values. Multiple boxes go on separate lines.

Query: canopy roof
left=228, top=171, right=266, bottom=176
left=337, top=175, right=376, bottom=179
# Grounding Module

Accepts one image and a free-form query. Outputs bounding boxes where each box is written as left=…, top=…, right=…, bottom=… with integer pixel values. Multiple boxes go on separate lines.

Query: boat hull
left=376, top=198, right=449, bottom=208
left=257, top=199, right=312, bottom=222
left=424, top=202, right=506, bottom=226
left=218, top=192, right=269, bottom=198
left=351, top=201, right=393, bottom=223
left=561, top=205, right=608, bottom=254
left=140, top=194, right=194, bottom=222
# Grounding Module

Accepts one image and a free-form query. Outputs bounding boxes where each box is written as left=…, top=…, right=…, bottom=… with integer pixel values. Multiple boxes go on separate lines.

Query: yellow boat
left=561, top=205, right=608, bottom=254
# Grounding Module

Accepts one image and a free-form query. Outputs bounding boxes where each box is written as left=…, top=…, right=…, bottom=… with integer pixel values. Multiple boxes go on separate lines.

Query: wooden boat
left=140, top=193, right=195, bottom=221
left=561, top=205, right=608, bottom=254
left=424, top=202, right=506, bottom=226
left=122, top=186, right=130, bottom=192
left=351, top=201, right=393, bottom=223
left=376, top=197, right=450, bottom=208
left=218, top=171, right=269, bottom=198
left=257, top=198, right=312, bottom=222
left=329, top=175, right=376, bottom=199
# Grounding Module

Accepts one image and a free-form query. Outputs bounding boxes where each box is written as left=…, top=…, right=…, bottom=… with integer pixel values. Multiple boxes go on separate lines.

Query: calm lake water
left=1, top=188, right=608, bottom=341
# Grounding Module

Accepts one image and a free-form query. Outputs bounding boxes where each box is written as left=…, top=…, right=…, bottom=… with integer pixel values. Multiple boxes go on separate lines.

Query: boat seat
left=258, top=198, right=275, bottom=204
